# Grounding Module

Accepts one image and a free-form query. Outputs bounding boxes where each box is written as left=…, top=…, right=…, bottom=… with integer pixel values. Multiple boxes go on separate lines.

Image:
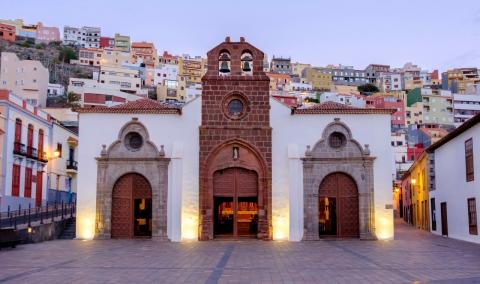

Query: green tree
left=59, top=91, right=81, bottom=109
left=58, top=46, right=77, bottom=63
left=304, top=97, right=319, bottom=103
left=357, top=83, right=379, bottom=94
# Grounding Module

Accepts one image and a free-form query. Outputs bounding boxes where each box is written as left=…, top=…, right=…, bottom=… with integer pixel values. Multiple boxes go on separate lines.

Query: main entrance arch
left=318, top=172, right=359, bottom=237
left=200, top=139, right=270, bottom=240
left=213, top=167, right=258, bottom=237
left=111, top=173, right=152, bottom=238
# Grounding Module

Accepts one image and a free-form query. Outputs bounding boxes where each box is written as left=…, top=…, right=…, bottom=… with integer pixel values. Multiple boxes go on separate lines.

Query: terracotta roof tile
left=292, top=101, right=394, bottom=115
left=76, top=99, right=181, bottom=114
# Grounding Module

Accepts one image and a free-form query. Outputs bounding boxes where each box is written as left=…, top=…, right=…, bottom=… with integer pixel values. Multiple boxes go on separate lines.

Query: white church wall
left=270, top=98, right=395, bottom=241
left=76, top=98, right=201, bottom=241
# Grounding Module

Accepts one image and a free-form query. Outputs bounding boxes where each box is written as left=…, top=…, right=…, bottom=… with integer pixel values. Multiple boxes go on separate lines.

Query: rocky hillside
left=0, top=38, right=98, bottom=87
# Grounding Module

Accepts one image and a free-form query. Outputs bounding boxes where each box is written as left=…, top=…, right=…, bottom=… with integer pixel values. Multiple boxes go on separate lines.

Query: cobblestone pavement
left=1, top=220, right=480, bottom=284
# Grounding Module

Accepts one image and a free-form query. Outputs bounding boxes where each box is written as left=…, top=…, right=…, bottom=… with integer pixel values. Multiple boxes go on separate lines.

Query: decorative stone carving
left=302, top=119, right=377, bottom=240
left=95, top=118, right=170, bottom=240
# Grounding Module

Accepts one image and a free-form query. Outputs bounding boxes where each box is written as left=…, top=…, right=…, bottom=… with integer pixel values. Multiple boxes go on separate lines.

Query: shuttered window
left=468, top=198, right=478, bottom=235
left=24, top=167, right=32, bottom=198
left=11, top=164, right=20, bottom=196
left=465, top=138, right=474, bottom=182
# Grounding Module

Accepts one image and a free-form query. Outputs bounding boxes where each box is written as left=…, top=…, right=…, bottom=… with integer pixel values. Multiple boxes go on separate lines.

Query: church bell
left=219, top=61, right=230, bottom=73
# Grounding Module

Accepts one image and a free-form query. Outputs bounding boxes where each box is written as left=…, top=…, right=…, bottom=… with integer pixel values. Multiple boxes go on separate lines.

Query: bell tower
left=199, top=37, right=272, bottom=240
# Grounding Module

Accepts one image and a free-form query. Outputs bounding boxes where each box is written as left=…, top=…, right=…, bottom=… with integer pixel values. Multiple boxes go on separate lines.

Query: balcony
left=66, top=160, right=78, bottom=173
left=26, top=146, right=38, bottom=160
left=38, top=151, right=48, bottom=163
left=13, top=142, right=26, bottom=156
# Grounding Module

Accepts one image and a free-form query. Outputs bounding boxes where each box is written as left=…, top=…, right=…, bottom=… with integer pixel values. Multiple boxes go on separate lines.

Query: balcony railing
left=26, top=146, right=38, bottom=159
left=13, top=142, right=26, bottom=156
left=66, top=160, right=78, bottom=171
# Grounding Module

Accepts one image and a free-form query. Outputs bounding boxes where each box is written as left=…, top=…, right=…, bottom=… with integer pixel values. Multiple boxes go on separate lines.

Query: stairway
left=59, top=218, right=76, bottom=239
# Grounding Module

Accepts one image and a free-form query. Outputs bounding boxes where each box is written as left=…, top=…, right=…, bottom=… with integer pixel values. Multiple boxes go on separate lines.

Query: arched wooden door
left=318, top=173, right=359, bottom=238
left=213, top=167, right=258, bottom=237
left=111, top=173, right=152, bottom=238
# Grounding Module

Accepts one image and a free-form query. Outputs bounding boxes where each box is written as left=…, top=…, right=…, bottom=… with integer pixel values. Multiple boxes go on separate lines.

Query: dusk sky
left=2, top=0, right=480, bottom=71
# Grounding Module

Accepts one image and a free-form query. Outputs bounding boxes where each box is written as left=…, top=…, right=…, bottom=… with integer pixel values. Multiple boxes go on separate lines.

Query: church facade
left=76, top=38, right=395, bottom=241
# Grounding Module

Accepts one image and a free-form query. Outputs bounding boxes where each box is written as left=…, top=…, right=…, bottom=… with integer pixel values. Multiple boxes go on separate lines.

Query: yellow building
left=114, top=33, right=131, bottom=52
left=405, top=102, right=424, bottom=126
left=403, top=153, right=430, bottom=231
left=156, top=76, right=185, bottom=102
left=331, top=85, right=357, bottom=93
left=291, top=62, right=311, bottom=78
left=101, top=48, right=132, bottom=67
left=442, top=68, right=480, bottom=94
left=305, top=68, right=332, bottom=91
left=178, top=56, right=205, bottom=84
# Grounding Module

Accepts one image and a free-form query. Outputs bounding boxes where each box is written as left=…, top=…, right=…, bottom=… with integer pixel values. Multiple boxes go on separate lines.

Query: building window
left=430, top=198, right=436, bottom=231
left=56, top=143, right=62, bottom=158
left=125, top=132, right=143, bottom=151
left=15, top=118, right=22, bottom=143
left=12, top=164, right=20, bottom=197
left=24, top=167, right=32, bottom=198
left=329, top=132, right=346, bottom=149
left=468, top=198, right=478, bottom=235
left=465, top=138, right=474, bottom=182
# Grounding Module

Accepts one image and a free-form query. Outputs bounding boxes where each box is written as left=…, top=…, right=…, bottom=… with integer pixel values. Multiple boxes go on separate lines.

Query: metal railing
left=0, top=201, right=76, bottom=229
left=66, top=160, right=78, bottom=171
left=26, top=146, right=38, bottom=159
left=13, top=142, right=26, bottom=156
left=38, top=151, right=48, bottom=163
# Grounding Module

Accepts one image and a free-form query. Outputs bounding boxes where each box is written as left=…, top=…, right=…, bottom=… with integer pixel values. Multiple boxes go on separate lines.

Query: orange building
left=131, top=41, right=157, bottom=67
left=0, top=23, right=16, bottom=42
left=266, top=72, right=292, bottom=91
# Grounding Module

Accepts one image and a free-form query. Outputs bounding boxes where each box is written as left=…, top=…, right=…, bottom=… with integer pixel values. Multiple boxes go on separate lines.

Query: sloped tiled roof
left=76, top=99, right=182, bottom=114
left=292, top=101, right=395, bottom=115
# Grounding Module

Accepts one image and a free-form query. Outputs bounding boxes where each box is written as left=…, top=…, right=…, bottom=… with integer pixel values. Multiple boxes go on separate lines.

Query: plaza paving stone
left=0, top=220, right=480, bottom=283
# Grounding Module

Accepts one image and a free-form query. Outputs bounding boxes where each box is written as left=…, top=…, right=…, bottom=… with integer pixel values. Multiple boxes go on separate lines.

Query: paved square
left=1, top=220, right=480, bottom=283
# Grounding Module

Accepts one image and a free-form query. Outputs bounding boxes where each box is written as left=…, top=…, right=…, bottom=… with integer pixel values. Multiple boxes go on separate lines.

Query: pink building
left=36, top=22, right=60, bottom=43
left=272, top=95, right=298, bottom=107
left=366, top=95, right=405, bottom=129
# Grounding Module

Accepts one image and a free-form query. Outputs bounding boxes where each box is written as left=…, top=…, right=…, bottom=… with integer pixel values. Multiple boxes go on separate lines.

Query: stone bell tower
left=198, top=37, right=272, bottom=240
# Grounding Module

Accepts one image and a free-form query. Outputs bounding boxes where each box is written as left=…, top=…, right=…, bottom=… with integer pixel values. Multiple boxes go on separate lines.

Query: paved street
left=1, top=220, right=480, bottom=284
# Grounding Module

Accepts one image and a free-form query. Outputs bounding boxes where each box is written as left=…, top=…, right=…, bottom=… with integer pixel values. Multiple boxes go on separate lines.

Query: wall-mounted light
left=411, top=178, right=417, bottom=185
left=27, top=226, right=33, bottom=234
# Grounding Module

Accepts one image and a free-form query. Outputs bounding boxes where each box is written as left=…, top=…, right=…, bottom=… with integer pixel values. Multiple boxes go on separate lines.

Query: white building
left=185, top=83, right=202, bottom=102
left=154, top=64, right=179, bottom=85
left=47, top=121, right=78, bottom=204
left=0, top=90, right=50, bottom=211
left=453, top=93, right=480, bottom=127
left=391, top=132, right=412, bottom=179
left=0, top=52, right=49, bottom=107
left=47, top=83, right=65, bottom=97
left=68, top=78, right=144, bottom=107
left=320, top=92, right=366, bottom=108
left=290, top=82, right=312, bottom=91
left=75, top=39, right=394, bottom=242
left=99, top=66, right=142, bottom=94
left=428, top=113, right=480, bottom=244
left=63, top=26, right=101, bottom=48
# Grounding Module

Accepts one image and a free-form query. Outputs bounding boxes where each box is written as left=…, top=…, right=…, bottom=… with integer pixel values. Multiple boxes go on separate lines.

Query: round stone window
left=125, top=132, right=143, bottom=151
left=227, top=99, right=244, bottom=117
left=329, top=132, right=346, bottom=149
